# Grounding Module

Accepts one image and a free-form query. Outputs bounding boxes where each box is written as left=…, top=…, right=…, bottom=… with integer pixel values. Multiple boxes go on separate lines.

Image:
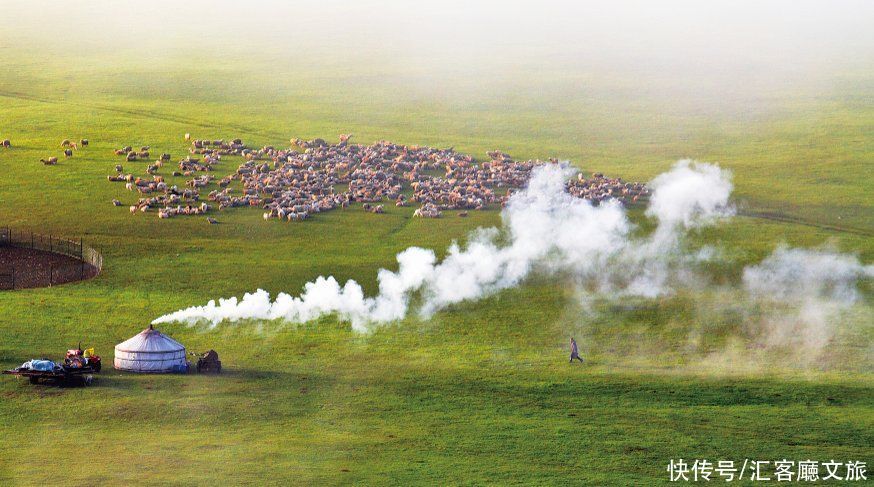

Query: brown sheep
left=40, top=157, right=58, bottom=165
left=61, top=139, right=71, bottom=147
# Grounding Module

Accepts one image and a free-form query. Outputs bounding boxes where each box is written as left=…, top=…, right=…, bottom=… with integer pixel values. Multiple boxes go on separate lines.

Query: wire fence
left=0, top=227, right=103, bottom=290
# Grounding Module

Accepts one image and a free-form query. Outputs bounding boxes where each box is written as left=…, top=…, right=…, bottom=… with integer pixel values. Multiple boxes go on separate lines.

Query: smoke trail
left=153, top=159, right=735, bottom=331
left=742, top=246, right=874, bottom=352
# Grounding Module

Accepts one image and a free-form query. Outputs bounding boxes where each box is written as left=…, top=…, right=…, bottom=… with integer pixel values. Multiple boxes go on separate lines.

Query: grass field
left=0, top=8, right=872, bottom=484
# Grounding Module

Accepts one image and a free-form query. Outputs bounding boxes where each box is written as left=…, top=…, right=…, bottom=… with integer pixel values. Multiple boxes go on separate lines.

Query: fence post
left=11, top=266, right=14, bottom=289
left=80, top=239, right=85, bottom=280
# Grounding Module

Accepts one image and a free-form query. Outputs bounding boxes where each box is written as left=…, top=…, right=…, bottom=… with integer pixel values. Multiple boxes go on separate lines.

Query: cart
left=3, top=364, right=97, bottom=387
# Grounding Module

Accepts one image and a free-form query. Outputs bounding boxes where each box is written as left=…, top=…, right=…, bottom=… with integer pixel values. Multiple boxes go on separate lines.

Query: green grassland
left=0, top=47, right=871, bottom=485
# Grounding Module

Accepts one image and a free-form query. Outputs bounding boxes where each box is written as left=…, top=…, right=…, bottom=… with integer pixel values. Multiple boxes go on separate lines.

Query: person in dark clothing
left=569, top=337, right=583, bottom=363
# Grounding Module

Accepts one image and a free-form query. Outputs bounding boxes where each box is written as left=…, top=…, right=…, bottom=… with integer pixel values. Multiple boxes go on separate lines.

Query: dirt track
left=739, top=210, right=873, bottom=237
left=0, top=245, right=98, bottom=289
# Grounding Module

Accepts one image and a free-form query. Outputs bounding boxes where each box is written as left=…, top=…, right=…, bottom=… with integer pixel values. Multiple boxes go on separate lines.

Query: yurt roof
left=115, top=325, right=185, bottom=353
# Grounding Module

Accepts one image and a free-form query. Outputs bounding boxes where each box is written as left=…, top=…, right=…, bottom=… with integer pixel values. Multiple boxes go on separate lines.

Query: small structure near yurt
left=114, top=325, right=189, bottom=373
left=194, top=350, right=222, bottom=374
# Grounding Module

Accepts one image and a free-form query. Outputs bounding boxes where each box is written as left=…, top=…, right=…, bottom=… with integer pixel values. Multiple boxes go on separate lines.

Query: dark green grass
left=0, top=52, right=871, bottom=485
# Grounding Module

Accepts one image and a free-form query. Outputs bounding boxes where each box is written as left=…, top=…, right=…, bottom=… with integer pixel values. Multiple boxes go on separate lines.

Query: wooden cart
left=3, top=365, right=97, bottom=387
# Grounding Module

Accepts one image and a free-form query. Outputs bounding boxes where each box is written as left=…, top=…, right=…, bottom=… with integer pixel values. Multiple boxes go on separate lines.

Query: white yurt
left=114, top=325, right=188, bottom=373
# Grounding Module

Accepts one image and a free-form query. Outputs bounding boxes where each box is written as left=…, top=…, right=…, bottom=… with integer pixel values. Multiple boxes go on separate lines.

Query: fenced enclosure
left=0, top=227, right=103, bottom=290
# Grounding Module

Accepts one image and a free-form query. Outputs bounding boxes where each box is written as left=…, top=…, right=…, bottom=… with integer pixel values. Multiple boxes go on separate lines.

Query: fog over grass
left=2, top=0, right=872, bottom=101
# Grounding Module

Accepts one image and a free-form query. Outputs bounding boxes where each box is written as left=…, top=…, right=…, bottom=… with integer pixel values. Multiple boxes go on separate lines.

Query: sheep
left=40, top=157, right=58, bottom=165
left=206, top=217, right=218, bottom=224
left=126, top=152, right=138, bottom=162
left=184, top=133, right=191, bottom=141
left=64, top=149, right=73, bottom=158
left=61, top=139, right=71, bottom=147
left=115, top=164, right=124, bottom=172
left=112, top=199, right=122, bottom=206
left=108, top=134, right=648, bottom=224
left=80, top=139, right=89, bottom=147
left=160, top=153, right=171, bottom=161
left=2, top=139, right=10, bottom=148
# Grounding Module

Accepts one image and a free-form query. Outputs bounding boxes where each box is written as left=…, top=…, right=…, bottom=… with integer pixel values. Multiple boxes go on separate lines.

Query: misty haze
left=0, top=1, right=871, bottom=484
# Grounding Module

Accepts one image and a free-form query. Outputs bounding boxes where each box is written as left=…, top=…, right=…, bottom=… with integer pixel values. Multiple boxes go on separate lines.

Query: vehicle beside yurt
left=114, top=325, right=189, bottom=373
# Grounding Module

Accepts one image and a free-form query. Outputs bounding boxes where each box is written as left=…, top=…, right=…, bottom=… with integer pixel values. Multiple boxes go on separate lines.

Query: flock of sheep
left=105, top=134, right=649, bottom=222
left=0, top=134, right=649, bottom=223
left=26, top=138, right=90, bottom=165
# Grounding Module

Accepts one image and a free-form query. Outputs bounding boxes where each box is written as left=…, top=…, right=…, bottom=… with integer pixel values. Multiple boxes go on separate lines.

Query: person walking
left=569, top=337, right=583, bottom=363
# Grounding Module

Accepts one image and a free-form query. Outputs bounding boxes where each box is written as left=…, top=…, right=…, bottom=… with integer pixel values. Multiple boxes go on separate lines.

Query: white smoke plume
left=646, top=160, right=735, bottom=245
left=153, top=159, right=735, bottom=331
left=742, top=246, right=874, bottom=352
